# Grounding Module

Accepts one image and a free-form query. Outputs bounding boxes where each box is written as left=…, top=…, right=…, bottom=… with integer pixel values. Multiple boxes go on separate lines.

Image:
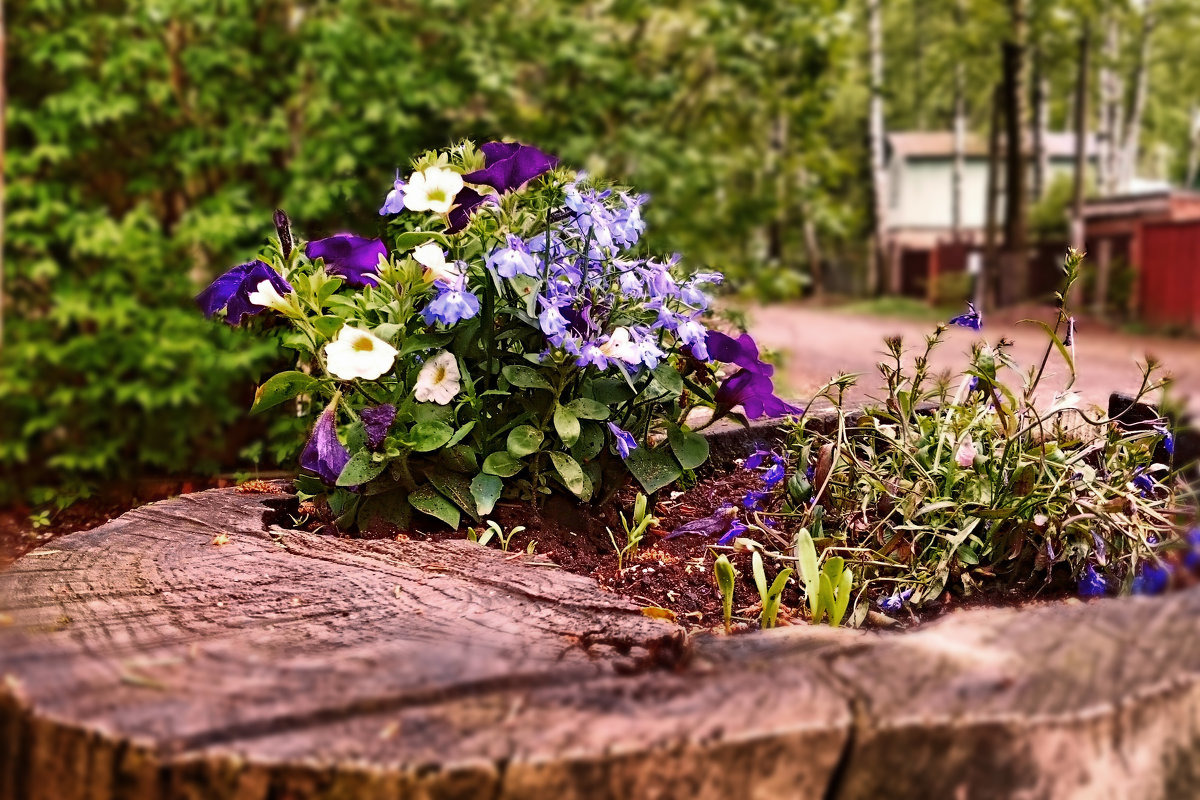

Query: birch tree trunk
left=867, top=0, right=889, bottom=296
left=1099, top=17, right=1124, bottom=195
left=1119, top=0, right=1156, bottom=191
left=951, top=0, right=967, bottom=238
left=1186, top=105, right=1200, bottom=189
left=799, top=167, right=825, bottom=299
left=1001, top=0, right=1030, bottom=305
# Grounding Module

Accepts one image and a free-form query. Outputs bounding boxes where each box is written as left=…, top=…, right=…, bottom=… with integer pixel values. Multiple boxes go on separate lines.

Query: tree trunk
left=912, top=0, right=925, bottom=130
left=1099, top=17, right=1124, bottom=195
left=951, top=0, right=967, bottom=238
left=797, top=167, right=825, bottom=298
left=1031, top=46, right=1049, bottom=202
left=766, top=111, right=788, bottom=267
left=1187, top=105, right=1200, bottom=189
left=985, top=84, right=1003, bottom=310
left=1119, top=0, right=1156, bottom=191
left=1001, top=0, right=1030, bottom=306
left=1070, top=22, right=1091, bottom=312
left=867, top=0, right=888, bottom=296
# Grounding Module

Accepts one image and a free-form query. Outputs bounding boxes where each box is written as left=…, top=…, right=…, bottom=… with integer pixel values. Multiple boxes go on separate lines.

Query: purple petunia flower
left=196, top=260, right=294, bottom=326
left=464, top=142, right=558, bottom=195
left=360, top=404, right=396, bottom=450
left=742, top=490, right=767, bottom=510
left=1131, top=562, right=1171, bottom=596
left=715, top=370, right=802, bottom=419
left=305, top=234, right=388, bottom=288
left=949, top=302, right=982, bottom=331
left=763, top=460, right=787, bottom=487
left=707, top=330, right=774, bottom=376
left=607, top=422, right=637, bottom=459
left=446, top=187, right=498, bottom=234
left=878, top=587, right=914, bottom=613
left=300, top=403, right=352, bottom=486
left=422, top=274, right=480, bottom=326
left=1078, top=564, right=1108, bottom=597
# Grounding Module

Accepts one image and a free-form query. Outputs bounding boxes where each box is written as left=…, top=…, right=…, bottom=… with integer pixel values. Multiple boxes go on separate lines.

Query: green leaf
left=752, top=551, right=768, bottom=597
left=667, top=425, right=710, bottom=470
left=394, top=231, right=450, bottom=251
left=483, top=451, right=524, bottom=477
left=624, top=446, right=682, bottom=494
left=358, top=490, right=413, bottom=532
left=408, top=421, right=454, bottom=452
left=312, top=316, right=345, bottom=340
left=1021, top=319, right=1077, bottom=387
left=373, top=323, right=401, bottom=343
left=400, top=333, right=455, bottom=356
left=553, top=405, right=580, bottom=447
left=817, top=573, right=835, bottom=624
left=566, top=398, right=610, bottom=420
left=251, top=371, right=317, bottom=415
left=590, top=378, right=634, bottom=404
left=795, top=528, right=820, bottom=588
left=502, top=365, right=553, bottom=391
left=649, top=363, right=684, bottom=396
left=445, top=420, right=476, bottom=448
left=337, top=451, right=386, bottom=487
left=571, top=422, right=605, bottom=462
left=470, top=473, right=503, bottom=516
left=547, top=451, right=586, bottom=497
left=830, top=569, right=853, bottom=628
left=408, top=485, right=460, bottom=529
left=507, top=425, right=544, bottom=457
left=428, top=470, right=480, bottom=520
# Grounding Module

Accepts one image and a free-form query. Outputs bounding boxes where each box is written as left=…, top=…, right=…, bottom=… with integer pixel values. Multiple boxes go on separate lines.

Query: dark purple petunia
left=446, top=187, right=494, bottom=234
left=304, top=234, right=388, bottom=287
left=196, top=260, right=293, bottom=326
left=707, top=330, right=773, bottom=376
left=949, top=302, right=982, bottom=331
left=464, top=142, right=558, bottom=194
left=1131, top=562, right=1171, bottom=596
left=300, top=404, right=352, bottom=486
left=360, top=404, right=396, bottom=450
left=715, top=370, right=802, bottom=419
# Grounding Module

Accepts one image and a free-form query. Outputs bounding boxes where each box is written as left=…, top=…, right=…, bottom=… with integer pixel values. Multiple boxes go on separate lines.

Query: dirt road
left=739, top=304, right=1200, bottom=417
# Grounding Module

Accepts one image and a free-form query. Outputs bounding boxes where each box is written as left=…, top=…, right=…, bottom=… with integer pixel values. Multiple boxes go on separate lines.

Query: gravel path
left=738, top=304, right=1200, bottom=417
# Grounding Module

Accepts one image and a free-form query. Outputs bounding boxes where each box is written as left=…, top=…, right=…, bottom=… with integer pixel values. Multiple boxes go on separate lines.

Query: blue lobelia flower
left=304, top=234, right=388, bottom=288
left=538, top=298, right=570, bottom=343
left=717, top=519, right=749, bottom=546
left=611, top=193, right=648, bottom=248
left=1132, top=469, right=1156, bottom=496
left=379, top=173, right=406, bottom=215
left=763, top=459, right=787, bottom=488
left=715, top=370, right=802, bottom=420
left=949, top=302, right=982, bottom=331
left=486, top=234, right=539, bottom=279
left=1153, top=423, right=1175, bottom=456
left=744, top=449, right=769, bottom=470
left=878, top=587, right=914, bottom=613
left=707, top=330, right=774, bottom=376
left=675, top=317, right=710, bottom=359
left=742, top=490, right=767, bottom=510
left=1186, top=528, right=1200, bottom=571
left=360, top=404, right=396, bottom=449
left=464, top=141, right=558, bottom=194
left=1078, top=564, right=1108, bottom=597
left=422, top=273, right=480, bottom=326
left=607, top=422, right=637, bottom=459
left=196, top=260, right=294, bottom=326
left=1131, top=562, right=1171, bottom=596
left=576, top=342, right=610, bottom=370
left=300, top=403, right=352, bottom=486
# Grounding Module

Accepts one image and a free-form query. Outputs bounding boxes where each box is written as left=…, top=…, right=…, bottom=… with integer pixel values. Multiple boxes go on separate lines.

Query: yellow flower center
left=427, top=189, right=446, bottom=203
left=352, top=336, right=375, bottom=352
left=434, top=365, right=447, bottom=383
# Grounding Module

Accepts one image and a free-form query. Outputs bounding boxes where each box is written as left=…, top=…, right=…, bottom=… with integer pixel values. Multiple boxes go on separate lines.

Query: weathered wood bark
left=5, top=485, right=1200, bottom=799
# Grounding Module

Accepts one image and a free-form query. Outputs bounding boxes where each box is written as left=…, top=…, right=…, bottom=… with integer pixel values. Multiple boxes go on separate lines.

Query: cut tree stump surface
left=2, top=485, right=1200, bottom=800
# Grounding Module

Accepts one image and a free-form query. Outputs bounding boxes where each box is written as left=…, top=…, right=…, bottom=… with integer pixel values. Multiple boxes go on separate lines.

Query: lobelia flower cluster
left=198, top=140, right=798, bottom=531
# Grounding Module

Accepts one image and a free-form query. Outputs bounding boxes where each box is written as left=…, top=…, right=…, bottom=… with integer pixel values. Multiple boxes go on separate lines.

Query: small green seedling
left=467, top=520, right=525, bottom=552
left=714, top=553, right=737, bottom=634
left=795, top=525, right=855, bottom=626
left=752, top=550, right=794, bottom=629
left=607, top=492, right=659, bottom=571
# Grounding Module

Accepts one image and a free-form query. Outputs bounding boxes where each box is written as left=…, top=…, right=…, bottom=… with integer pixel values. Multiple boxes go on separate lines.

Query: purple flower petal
left=305, top=234, right=387, bottom=288
left=606, top=422, right=637, bottom=459
left=196, top=262, right=253, bottom=318
left=446, top=187, right=491, bottom=234
left=707, top=330, right=773, bottom=376
left=198, top=260, right=293, bottom=326
left=949, top=302, right=982, bottom=330
left=360, top=404, right=396, bottom=450
left=1078, top=564, right=1108, bottom=597
left=464, top=142, right=558, bottom=194
left=715, top=371, right=801, bottom=419
left=300, top=404, right=352, bottom=486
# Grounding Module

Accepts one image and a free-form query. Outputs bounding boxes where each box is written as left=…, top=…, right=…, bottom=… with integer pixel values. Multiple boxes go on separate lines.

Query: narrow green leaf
left=830, top=569, right=853, bottom=628
left=394, top=230, right=450, bottom=251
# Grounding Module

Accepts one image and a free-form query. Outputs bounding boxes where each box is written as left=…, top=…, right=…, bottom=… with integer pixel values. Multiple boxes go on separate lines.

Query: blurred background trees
left=3, top=0, right=1198, bottom=501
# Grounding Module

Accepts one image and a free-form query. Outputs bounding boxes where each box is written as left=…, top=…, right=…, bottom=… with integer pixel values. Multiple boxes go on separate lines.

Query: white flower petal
left=324, top=327, right=398, bottom=381
left=247, top=279, right=291, bottom=313
left=414, top=351, right=462, bottom=405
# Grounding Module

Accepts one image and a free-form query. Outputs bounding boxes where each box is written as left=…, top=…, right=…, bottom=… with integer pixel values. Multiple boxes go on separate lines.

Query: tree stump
left=2, top=485, right=1200, bottom=799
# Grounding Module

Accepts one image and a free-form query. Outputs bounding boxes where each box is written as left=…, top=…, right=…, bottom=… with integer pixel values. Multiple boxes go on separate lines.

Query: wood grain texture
left=1, top=485, right=1199, bottom=799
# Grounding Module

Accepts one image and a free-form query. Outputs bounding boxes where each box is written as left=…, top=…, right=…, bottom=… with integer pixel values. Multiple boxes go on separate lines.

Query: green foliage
left=467, top=519, right=526, bottom=551
left=713, top=553, right=738, bottom=634
left=751, top=550, right=794, bottom=630
left=607, top=492, right=659, bottom=572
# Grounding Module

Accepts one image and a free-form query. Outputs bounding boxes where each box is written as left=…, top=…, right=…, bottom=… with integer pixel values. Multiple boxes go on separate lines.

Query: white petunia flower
left=412, top=242, right=461, bottom=284
left=599, top=327, right=641, bottom=365
left=403, top=167, right=464, bottom=214
left=324, top=327, right=398, bottom=381
left=248, top=279, right=292, bottom=314
left=414, top=351, right=462, bottom=405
